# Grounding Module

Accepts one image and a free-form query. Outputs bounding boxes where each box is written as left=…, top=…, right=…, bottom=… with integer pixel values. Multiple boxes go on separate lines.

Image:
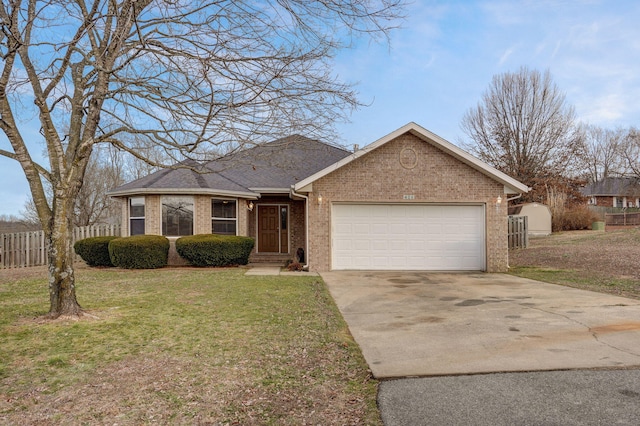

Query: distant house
left=108, top=122, right=529, bottom=272
left=508, top=203, right=552, bottom=236
left=581, top=177, right=640, bottom=208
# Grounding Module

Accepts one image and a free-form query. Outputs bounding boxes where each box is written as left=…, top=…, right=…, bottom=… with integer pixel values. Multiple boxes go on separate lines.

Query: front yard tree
left=461, top=67, right=582, bottom=200
left=0, top=0, right=403, bottom=318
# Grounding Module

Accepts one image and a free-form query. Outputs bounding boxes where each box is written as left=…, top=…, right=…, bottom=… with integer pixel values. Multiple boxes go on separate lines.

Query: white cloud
left=498, top=47, right=516, bottom=66
left=578, top=92, right=625, bottom=122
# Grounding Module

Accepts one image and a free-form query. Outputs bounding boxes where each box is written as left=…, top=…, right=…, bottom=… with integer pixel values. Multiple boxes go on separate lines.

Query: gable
left=294, top=122, right=529, bottom=195
left=311, top=132, right=504, bottom=201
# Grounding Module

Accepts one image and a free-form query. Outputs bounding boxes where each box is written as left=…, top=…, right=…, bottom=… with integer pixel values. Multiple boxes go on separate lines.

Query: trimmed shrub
left=176, top=234, right=255, bottom=267
left=74, top=236, right=118, bottom=267
left=108, top=235, right=170, bottom=269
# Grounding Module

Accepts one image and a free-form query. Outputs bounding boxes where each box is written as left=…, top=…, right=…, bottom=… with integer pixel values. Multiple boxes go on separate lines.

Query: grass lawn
left=0, top=266, right=381, bottom=425
left=508, top=228, right=640, bottom=299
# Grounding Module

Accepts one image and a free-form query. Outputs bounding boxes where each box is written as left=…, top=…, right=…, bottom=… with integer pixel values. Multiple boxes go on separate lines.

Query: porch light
left=317, top=194, right=323, bottom=205
left=247, top=201, right=254, bottom=211
left=496, top=195, right=502, bottom=206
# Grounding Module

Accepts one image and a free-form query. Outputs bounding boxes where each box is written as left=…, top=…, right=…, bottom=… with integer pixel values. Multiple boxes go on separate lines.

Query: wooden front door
left=258, top=205, right=288, bottom=253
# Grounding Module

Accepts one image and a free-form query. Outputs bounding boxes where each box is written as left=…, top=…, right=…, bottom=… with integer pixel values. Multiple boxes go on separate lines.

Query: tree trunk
left=46, top=204, right=82, bottom=318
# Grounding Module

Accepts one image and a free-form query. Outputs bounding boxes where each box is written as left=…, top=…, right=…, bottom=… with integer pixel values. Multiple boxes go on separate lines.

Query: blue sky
left=334, top=0, right=640, bottom=147
left=1, top=0, right=639, bottom=217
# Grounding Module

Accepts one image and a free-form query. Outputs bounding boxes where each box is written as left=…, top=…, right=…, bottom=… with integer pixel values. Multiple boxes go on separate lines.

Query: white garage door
left=331, top=204, right=485, bottom=271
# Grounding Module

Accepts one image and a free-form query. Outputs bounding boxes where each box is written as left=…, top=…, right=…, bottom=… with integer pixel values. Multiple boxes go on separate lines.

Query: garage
left=331, top=204, right=485, bottom=271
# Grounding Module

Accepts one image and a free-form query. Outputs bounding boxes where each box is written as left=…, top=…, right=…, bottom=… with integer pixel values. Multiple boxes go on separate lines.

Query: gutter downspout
left=290, top=187, right=310, bottom=271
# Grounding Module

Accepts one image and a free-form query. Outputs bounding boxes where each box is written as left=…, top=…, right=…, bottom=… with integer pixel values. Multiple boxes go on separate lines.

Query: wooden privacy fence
left=0, top=224, right=121, bottom=269
left=605, top=212, right=640, bottom=226
left=508, top=215, right=528, bottom=249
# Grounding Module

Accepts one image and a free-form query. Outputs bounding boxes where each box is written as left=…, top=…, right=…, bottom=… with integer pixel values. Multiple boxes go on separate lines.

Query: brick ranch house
left=581, top=177, right=640, bottom=208
left=108, top=122, right=529, bottom=272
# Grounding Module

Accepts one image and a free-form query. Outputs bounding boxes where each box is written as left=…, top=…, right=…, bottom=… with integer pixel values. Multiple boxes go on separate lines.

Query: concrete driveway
left=320, top=271, right=640, bottom=378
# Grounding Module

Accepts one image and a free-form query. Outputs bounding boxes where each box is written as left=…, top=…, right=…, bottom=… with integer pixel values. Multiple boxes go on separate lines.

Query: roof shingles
left=581, top=177, right=640, bottom=197
left=109, top=135, right=351, bottom=197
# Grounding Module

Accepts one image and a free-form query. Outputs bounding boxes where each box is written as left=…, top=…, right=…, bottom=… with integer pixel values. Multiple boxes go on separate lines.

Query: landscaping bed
left=509, top=228, right=640, bottom=299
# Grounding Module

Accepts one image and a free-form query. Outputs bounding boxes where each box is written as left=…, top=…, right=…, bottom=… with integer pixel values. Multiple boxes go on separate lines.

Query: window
left=614, top=197, right=623, bottom=208
left=281, top=206, right=288, bottom=231
left=162, top=196, right=194, bottom=236
left=129, top=197, right=145, bottom=235
left=212, top=199, right=237, bottom=235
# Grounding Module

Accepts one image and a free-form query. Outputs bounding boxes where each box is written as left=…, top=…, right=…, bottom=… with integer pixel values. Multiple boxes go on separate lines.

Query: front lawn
left=0, top=266, right=380, bottom=425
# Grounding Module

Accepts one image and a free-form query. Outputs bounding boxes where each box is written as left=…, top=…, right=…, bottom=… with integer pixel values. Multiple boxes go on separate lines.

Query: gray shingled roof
left=108, top=135, right=351, bottom=197
left=581, top=177, right=640, bottom=197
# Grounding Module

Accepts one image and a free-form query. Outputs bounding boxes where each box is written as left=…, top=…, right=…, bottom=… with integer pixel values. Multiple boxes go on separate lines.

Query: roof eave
left=107, top=188, right=260, bottom=199
left=248, top=187, right=292, bottom=194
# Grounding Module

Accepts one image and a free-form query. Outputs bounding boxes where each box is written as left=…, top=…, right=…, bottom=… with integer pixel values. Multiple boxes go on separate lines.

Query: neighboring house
left=108, top=122, right=529, bottom=272
left=581, top=177, right=640, bottom=208
left=508, top=203, right=552, bottom=237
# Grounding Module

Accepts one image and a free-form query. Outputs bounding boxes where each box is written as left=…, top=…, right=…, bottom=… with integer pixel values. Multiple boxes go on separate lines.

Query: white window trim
left=161, top=195, right=194, bottom=237
left=129, top=196, right=145, bottom=236
left=212, top=198, right=238, bottom=236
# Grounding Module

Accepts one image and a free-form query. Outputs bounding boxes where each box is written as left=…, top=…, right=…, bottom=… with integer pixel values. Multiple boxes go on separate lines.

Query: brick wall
left=145, top=195, right=161, bottom=235
left=194, top=195, right=211, bottom=234
left=307, top=132, right=509, bottom=272
left=594, top=196, right=614, bottom=207
left=119, top=199, right=128, bottom=236
left=238, top=199, right=249, bottom=236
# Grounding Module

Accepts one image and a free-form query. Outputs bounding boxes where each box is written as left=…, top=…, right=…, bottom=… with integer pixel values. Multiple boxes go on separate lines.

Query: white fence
left=0, top=224, right=121, bottom=269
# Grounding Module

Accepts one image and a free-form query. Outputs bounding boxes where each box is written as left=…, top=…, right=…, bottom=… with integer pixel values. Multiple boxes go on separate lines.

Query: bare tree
left=461, top=67, right=582, bottom=200
left=22, top=145, right=125, bottom=226
left=621, top=127, right=640, bottom=177
left=0, top=0, right=404, bottom=318
left=74, top=146, right=125, bottom=226
left=0, top=213, right=39, bottom=233
left=20, top=198, right=44, bottom=227
left=579, top=124, right=627, bottom=183
left=118, top=135, right=170, bottom=181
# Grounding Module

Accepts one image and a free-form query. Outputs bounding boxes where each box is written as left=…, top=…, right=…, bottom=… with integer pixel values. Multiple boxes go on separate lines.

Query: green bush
left=176, top=234, right=255, bottom=267
left=74, top=236, right=118, bottom=267
left=108, top=235, right=170, bottom=269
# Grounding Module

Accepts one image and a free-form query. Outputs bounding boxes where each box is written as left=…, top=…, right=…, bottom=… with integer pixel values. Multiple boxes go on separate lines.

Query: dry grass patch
left=509, top=228, right=640, bottom=299
left=0, top=266, right=380, bottom=425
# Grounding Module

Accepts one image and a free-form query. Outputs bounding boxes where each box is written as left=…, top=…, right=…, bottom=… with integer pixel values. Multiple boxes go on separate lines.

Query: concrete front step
left=249, top=253, right=292, bottom=265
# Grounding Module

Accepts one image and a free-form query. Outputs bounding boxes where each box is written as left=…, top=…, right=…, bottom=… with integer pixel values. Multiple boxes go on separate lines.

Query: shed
left=509, top=203, right=552, bottom=236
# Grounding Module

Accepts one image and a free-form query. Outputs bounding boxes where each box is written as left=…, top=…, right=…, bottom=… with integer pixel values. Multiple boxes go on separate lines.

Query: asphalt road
left=378, top=368, right=640, bottom=425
